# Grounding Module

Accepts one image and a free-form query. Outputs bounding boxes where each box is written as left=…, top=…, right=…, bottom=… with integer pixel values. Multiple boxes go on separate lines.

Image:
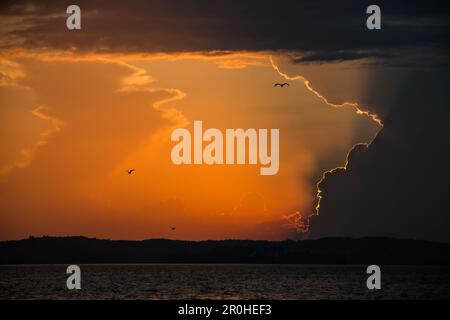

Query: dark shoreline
left=1, top=236, right=450, bottom=265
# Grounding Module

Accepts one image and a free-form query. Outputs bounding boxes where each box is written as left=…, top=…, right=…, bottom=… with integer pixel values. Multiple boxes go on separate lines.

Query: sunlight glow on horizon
left=0, top=51, right=381, bottom=240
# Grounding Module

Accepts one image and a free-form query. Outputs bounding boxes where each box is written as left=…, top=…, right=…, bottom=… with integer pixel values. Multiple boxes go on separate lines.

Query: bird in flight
left=127, top=169, right=135, bottom=175
left=274, top=82, right=290, bottom=87
left=171, top=227, right=176, bottom=231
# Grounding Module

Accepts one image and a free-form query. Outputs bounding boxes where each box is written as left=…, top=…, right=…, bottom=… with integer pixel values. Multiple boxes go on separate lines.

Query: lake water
left=1, top=264, right=449, bottom=299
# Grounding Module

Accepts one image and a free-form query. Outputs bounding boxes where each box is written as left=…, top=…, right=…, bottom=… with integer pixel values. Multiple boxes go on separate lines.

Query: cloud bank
left=1, top=0, right=449, bottom=66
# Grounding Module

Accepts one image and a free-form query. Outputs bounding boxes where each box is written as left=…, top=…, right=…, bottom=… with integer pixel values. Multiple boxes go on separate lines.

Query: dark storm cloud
left=309, top=70, right=450, bottom=242
left=0, top=0, right=449, bottom=64
left=289, top=50, right=394, bottom=64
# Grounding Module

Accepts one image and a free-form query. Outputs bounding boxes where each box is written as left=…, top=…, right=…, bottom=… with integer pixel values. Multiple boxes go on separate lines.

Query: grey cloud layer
left=1, top=0, right=449, bottom=65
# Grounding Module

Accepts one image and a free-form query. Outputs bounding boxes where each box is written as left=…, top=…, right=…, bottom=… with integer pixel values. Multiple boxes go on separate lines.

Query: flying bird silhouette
left=127, top=169, right=135, bottom=175
left=274, top=82, right=290, bottom=87
left=171, top=227, right=176, bottom=231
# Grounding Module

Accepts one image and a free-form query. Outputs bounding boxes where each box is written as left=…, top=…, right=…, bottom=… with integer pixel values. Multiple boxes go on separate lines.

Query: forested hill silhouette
left=1, top=236, right=449, bottom=265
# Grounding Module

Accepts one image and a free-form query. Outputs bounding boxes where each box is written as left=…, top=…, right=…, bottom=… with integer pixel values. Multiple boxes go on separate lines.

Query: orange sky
left=0, top=52, right=380, bottom=240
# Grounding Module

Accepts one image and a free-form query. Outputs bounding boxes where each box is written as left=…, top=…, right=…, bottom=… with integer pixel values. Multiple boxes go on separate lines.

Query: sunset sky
left=1, top=0, right=449, bottom=241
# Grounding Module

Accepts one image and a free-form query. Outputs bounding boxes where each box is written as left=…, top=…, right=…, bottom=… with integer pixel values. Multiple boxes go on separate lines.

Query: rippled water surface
left=1, top=264, right=449, bottom=299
